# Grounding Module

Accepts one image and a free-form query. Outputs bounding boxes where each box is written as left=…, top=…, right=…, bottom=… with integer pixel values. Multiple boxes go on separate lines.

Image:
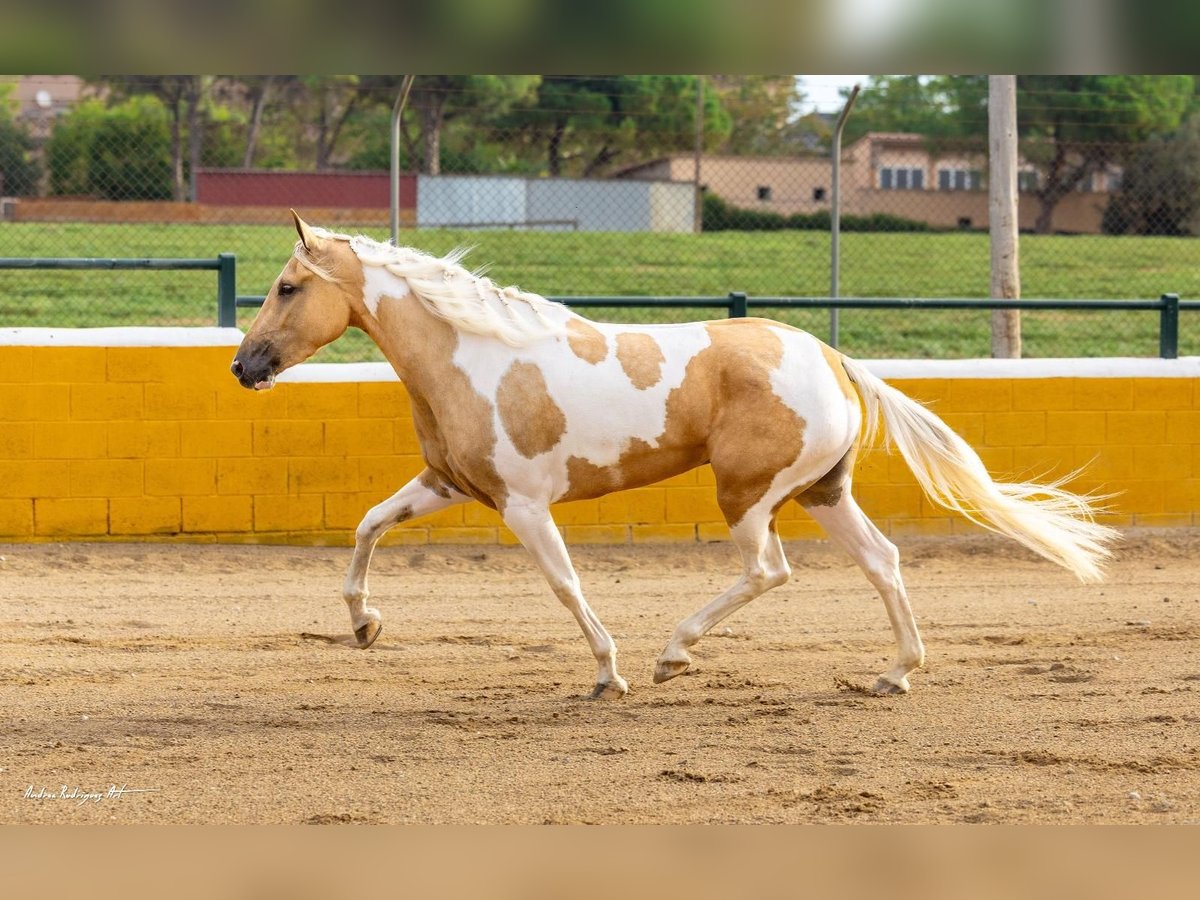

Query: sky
left=796, top=75, right=871, bottom=114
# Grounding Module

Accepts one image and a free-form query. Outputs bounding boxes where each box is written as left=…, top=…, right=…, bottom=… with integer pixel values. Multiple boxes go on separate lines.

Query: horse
left=230, top=211, right=1117, bottom=699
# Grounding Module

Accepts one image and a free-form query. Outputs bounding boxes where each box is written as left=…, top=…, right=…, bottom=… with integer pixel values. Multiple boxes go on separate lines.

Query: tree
left=296, top=76, right=367, bottom=170
left=1102, top=113, right=1200, bottom=236
left=404, top=76, right=540, bottom=175
left=1016, top=76, right=1193, bottom=233
left=225, top=75, right=296, bottom=168
left=706, top=75, right=802, bottom=155
left=839, top=76, right=971, bottom=144
left=0, top=84, right=39, bottom=196
left=98, top=76, right=211, bottom=200
left=501, top=75, right=730, bottom=177
left=45, top=96, right=174, bottom=200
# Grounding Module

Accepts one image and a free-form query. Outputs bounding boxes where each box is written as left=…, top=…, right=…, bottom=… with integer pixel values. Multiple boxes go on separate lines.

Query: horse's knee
left=354, top=517, right=383, bottom=547
left=862, top=539, right=901, bottom=590
left=749, top=563, right=790, bottom=593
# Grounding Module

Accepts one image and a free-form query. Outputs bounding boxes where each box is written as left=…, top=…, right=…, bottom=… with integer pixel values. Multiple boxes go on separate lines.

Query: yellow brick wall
left=0, top=341, right=1197, bottom=545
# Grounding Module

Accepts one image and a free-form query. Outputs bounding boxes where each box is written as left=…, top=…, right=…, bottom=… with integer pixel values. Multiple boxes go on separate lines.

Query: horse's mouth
left=231, top=347, right=279, bottom=391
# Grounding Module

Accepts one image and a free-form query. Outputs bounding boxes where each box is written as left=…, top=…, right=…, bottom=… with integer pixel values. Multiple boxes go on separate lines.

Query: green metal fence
left=0, top=254, right=237, bottom=326
left=0, top=254, right=1191, bottom=358
left=228, top=288, right=1195, bottom=359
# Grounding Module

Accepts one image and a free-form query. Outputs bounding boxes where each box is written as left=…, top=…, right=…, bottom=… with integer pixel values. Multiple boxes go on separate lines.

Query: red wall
left=195, top=169, right=416, bottom=209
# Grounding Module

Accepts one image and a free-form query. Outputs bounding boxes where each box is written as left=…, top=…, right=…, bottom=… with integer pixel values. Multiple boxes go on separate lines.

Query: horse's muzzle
left=230, top=342, right=278, bottom=391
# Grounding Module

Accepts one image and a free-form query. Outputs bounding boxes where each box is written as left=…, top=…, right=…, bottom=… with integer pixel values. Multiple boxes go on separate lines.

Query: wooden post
left=693, top=75, right=704, bottom=234
left=989, top=75, right=1021, bottom=358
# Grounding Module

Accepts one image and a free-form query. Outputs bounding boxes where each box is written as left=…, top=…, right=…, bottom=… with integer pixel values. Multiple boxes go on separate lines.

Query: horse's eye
left=278, top=283, right=296, bottom=297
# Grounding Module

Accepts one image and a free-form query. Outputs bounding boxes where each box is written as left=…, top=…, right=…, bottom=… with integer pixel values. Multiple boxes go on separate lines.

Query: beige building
left=616, top=133, right=1121, bottom=234
left=3, top=75, right=86, bottom=141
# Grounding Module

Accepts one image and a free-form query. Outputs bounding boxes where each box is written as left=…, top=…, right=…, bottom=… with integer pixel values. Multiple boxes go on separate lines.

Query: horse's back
left=475, top=314, right=859, bottom=505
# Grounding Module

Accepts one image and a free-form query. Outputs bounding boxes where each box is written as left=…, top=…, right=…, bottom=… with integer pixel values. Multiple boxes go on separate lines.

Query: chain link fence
left=2, top=75, right=1198, bottom=360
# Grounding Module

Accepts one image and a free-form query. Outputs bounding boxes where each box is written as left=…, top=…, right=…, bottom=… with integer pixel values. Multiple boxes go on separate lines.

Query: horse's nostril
left=231, top=359, right=244, bottom=378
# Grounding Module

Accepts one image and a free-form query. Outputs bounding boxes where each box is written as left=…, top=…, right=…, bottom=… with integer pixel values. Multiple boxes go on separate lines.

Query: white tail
left=840, top=356, right=1118, bottom=582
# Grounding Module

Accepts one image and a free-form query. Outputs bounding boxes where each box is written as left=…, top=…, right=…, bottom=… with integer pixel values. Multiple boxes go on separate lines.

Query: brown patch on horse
left=566, top=318, right=608, bottom=364
left=376, top=299, right=508, bottom=510
left=418, top=468, right=453, bottom=499
left=562, top=319, right=806, bottom=527
left=566, top=438, right=706, bottom=500
left=616, top=332, right=666, bottom=390
left=497, top=361, right=567, bottom=458
left=705, top=321, right=807, bottom=526
left=796, top=446, right=856, bottom=508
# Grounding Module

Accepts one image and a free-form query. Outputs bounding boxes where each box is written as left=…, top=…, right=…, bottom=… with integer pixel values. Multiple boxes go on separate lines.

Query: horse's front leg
left=343, top=469, right=469, bottom=647
left=502, top=499, right=627, bottom=699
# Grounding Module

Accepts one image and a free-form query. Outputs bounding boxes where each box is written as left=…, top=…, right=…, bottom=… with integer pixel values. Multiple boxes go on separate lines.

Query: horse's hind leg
left=801, top=490, right=925, bottom=694
left=502, top=499, right=627, bottom=699
left=654, top=505, right=791, bottom=684
left=343, top=469, right=469, bottom=648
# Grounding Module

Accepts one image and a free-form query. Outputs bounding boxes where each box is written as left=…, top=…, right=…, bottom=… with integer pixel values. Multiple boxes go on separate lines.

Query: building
left=615, top=133, right=1122, bottom=234
left=4, top=75, right=86, bottom=141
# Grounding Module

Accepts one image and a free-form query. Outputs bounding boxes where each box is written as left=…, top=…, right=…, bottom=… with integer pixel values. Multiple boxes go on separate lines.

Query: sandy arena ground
left=1, top=530, right=1198, bottom=824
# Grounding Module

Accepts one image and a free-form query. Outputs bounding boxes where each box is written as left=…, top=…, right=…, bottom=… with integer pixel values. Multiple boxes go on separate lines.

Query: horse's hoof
left=354, top=619, right=383, bottom=649
left=872, top=676, right=909, bottom=695
left=589, top=676, right=628, bottom=700
left=653, top=655, right=691, bottom=684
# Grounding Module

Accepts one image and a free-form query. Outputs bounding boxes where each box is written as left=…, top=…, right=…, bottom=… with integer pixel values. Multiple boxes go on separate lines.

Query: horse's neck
left=366, top=293, right=463, bottom=403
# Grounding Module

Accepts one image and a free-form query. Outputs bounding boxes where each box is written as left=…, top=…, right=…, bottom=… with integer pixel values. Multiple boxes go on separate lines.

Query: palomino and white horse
left=231, top=212, right=1116, bottom=699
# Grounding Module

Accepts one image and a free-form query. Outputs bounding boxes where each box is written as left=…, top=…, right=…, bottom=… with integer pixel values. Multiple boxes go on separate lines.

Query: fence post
left=1159, top=293, right=1179, bottom=359
left=728, top=291, right=748, bottom=318
left=217, top=253, right=237, bottom=327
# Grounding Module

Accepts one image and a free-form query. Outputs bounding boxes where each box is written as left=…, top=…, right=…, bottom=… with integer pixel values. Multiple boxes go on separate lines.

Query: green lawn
left=1, top=221, right=1196, bottom=359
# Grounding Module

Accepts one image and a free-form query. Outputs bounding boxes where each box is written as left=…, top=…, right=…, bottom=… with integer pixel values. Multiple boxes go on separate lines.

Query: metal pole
left=1160, top=293, right=1179, bottom=359
left=217, top=253, right=237, bottom=327
left=391, top=75, right=415, bottom=244
left=830, top=83, right=860, bottom=349
left=693, top=75, right=704, bottom=234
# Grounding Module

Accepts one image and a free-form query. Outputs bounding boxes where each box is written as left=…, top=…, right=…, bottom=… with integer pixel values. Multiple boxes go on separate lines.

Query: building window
left=938, top=168, right=982, bottom=191
left=880, top=167, right=923, bottom=190
left=1018, top=171, right=1039, bottom=192
left=756, top=185, right=772, bottom=201
left=813, top=187, right=826, bottom=202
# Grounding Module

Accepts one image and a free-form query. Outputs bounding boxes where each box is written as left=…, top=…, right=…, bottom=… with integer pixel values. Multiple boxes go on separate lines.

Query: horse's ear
left=290, top=209, right=321, bottom=252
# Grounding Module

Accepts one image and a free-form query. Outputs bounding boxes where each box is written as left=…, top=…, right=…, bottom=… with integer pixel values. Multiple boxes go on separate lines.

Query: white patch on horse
left=346, top=234, right=563, bottom=346
left=454, top=317, right=711, bottom=503
left=757, top=326, right=860, bottom=510
left=361, top=263, right=410, bottom=317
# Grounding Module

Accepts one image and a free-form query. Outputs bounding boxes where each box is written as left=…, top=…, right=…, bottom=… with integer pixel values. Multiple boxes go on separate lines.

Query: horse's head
left=230, top=211, right=361, bottom=390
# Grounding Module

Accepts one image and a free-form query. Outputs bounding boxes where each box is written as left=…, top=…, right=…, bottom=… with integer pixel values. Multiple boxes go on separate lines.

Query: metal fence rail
left=230, top=289, right=1193, bottom=358
left=0, top=254, right=238, bottom=326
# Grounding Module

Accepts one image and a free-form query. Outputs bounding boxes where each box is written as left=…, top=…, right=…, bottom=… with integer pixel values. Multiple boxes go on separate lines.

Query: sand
left=2, top=530, right=1197, bottom=824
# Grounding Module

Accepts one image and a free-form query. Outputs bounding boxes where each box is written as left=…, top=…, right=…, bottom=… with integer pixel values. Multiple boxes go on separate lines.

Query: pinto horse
left=231, top=212, right=1116, bottom=699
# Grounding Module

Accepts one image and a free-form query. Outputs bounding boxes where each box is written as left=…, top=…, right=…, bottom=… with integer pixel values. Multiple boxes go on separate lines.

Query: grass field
left=2, top=221, right=1197, bottom=359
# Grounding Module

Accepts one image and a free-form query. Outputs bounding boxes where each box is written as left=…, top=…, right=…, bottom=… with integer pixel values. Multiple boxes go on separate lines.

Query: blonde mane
left=307, top=228, right=565, bottom=346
